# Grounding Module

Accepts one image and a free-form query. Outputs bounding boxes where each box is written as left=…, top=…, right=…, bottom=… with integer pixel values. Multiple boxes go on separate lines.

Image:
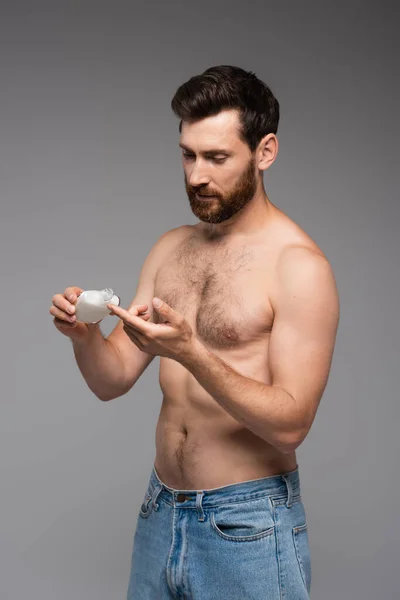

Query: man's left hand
left=107, top=297, right=195, bottom=362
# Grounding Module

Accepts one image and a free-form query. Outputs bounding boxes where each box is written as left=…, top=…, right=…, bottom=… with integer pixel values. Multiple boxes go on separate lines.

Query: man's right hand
left=50, top=286, right=89, bottom=341
left=50, top=286, right=151, bottom=342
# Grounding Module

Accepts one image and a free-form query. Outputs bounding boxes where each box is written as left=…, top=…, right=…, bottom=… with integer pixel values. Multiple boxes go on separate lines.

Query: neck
left=200, top=190, right=276, bottom=242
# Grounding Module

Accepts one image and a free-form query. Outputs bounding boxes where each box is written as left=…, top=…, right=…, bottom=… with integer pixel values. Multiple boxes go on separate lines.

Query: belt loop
left=196, top=491, right=205, bottom=521
left=282, top=474, right=293, bottom=508
left=151, top=483, right=163, bottom=511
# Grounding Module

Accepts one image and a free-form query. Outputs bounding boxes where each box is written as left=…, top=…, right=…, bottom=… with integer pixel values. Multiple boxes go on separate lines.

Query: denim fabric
left=127, top=464, right=311, bottom=599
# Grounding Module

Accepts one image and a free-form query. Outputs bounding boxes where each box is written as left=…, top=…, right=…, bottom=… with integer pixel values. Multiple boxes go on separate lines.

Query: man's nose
left=188, top=162, right=210, bottom=188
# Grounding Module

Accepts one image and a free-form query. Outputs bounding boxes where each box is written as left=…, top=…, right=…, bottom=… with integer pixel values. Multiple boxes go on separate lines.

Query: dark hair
left=171, top=65, right=280, bottom=153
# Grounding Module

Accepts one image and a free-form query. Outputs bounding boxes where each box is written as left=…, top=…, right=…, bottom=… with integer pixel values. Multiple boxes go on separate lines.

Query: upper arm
left=106, top=226, right=183, bottom=397
left=268, top=246, right=340, bottom=444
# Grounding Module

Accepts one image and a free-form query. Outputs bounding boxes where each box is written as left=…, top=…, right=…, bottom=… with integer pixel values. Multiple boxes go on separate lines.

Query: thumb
left=152, top=297, right=171, bottom=314
left=153, top=298, right=169, bottom=312
left=153, top=298, right=179, bottom=323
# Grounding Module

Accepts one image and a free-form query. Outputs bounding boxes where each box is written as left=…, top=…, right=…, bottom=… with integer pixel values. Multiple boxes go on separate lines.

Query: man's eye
left=182, top=153, right=226, bottom=164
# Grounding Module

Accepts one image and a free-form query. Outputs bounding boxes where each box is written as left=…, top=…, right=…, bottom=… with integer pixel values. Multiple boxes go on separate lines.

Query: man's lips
left=196, top=193, right=217, bottom=200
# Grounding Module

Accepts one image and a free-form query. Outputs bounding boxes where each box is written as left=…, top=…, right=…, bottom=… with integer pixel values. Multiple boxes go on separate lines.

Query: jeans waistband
left=146, top=463, right=301, bottom=512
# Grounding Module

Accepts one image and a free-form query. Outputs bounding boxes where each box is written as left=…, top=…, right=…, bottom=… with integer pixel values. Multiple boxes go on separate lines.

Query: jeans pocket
left=293, top=523, right=311, bottom=592
left=139, top=491, right=153, bottom=518
left=210, top=497, right=275, bottom=542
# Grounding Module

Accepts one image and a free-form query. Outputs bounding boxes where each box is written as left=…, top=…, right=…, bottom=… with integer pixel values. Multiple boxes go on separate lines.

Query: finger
left=110, top=305, right=153, bottom=334
left=127, top=304, right=148, bottom=316
left=53, top=317, right=77, bottom=328
left=123, top=323, right=147, bottom=346
left=124, top=326, right=145, bottom=349
left=52, top=293, right=77, bottom=316
left=50, top=305, right=76, bottom=323
left=135, top=314, right=150, bottom=321
left=64, top=287, right=84, bottom=303
left=123, top=321, right=147, bottom=341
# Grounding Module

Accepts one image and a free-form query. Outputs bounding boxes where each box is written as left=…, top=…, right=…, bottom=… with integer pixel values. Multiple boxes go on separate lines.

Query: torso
left=152, top=204, right=324, bottom=490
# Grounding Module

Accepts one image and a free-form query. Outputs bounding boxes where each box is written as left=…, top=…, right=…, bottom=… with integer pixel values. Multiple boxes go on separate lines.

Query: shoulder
left=268, top=210, right=335, bottom=288
left=145, top=225, right=194, bottom=275
left=272, top=243, right=340, bottom=322
left=277, top=243, right=330, bottom=276
left=152, top=224, right=192, bottom=254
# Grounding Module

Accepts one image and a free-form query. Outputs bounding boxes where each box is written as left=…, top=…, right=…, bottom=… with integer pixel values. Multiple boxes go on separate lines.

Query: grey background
left=1, top=1, right=398, bottom=598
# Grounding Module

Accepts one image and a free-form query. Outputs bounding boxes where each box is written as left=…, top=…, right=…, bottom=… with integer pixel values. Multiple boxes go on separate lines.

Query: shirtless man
left=51, top=66, right=339, bottom=599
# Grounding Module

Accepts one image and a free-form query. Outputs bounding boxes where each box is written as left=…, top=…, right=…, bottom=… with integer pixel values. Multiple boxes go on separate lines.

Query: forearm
left=181, top=340, right=303, bottom=453
left=71, top=324, right=126, bottom=401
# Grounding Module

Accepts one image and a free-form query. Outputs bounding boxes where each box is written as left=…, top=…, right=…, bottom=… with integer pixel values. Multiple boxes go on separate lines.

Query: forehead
left=180, top=109, right=244, bottom=150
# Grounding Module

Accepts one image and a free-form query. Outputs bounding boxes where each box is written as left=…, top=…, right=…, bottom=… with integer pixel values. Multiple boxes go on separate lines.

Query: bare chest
left=153, top=234, right=275, bottom=350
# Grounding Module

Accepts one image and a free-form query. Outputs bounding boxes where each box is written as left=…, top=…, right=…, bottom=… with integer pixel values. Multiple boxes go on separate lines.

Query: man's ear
left=257, top=133, right=278, bottom=172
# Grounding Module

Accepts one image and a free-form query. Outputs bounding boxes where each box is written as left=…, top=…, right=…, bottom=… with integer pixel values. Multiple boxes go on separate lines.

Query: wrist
left=72, top=322, right=101, bottom=347
left=180, top=336, right=205, bottom=369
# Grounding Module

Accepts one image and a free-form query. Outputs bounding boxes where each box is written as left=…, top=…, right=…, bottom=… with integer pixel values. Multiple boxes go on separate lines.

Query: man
left=52, top=65, right=339, bottom=598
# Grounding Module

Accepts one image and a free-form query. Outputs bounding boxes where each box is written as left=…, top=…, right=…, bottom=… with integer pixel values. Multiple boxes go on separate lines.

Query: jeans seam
left=293, top=524, right=308, bottom=589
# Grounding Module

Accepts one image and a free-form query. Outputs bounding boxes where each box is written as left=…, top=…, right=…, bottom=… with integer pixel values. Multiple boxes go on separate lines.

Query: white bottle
left=75, top=288, right=120, bottom=324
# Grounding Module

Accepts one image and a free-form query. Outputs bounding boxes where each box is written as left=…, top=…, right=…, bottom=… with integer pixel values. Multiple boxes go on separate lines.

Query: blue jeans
left=127, top=464, right=311, bottom=599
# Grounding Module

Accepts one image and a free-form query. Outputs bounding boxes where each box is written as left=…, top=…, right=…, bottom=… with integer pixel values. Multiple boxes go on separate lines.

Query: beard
left=184, top=155, right=258, bottom=224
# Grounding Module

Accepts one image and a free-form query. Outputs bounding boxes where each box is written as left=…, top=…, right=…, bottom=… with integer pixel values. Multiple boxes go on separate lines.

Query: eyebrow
left=179, top=143, right=231, bottom=156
